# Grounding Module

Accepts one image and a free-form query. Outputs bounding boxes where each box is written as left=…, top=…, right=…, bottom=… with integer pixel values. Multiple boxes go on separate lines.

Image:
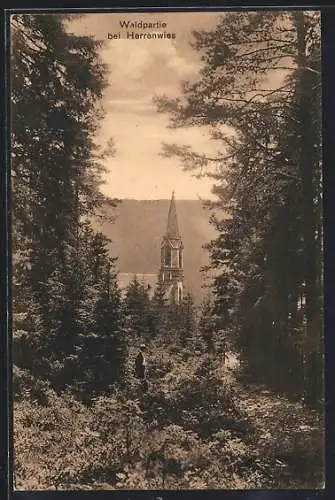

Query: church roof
left=166, top=190, right=180, bottom=238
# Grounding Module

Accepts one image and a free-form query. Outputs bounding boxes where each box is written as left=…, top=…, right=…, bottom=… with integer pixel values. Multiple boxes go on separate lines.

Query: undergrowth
left=13, top=340, right=324, bottom=490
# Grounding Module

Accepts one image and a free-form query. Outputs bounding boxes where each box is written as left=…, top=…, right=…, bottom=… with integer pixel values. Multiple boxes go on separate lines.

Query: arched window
left=165, top=246, right=172, bottom=266
left=179, top=250, right=183, bottom=268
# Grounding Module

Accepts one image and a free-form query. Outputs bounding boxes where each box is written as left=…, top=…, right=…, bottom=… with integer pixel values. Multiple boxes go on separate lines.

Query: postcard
left=10, top=10, right=324, bottom=491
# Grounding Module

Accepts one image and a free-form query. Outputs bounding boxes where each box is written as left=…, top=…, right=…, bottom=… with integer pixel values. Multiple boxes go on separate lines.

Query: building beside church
left=117, top=191, right=184, bottom=304
left=158, top=191, right=184, bottom=304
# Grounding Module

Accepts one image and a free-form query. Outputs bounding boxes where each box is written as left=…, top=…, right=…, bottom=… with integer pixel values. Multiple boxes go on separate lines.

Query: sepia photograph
left=11, top=10, right=324, bottom=490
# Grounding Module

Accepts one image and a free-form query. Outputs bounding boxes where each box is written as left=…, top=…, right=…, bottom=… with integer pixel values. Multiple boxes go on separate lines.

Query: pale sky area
left=68, top=12, right=223, bottom=200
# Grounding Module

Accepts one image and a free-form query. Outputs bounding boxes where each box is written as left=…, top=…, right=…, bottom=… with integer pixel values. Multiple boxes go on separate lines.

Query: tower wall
left=159, top=192, right=184, bottom=304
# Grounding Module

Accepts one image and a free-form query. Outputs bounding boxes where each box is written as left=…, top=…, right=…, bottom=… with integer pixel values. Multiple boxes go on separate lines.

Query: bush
left=14, top=336, right=324, bottom=490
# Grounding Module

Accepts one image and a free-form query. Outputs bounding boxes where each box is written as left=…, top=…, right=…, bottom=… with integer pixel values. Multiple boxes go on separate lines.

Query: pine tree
left=124, top=276, right=153, bottom=340
left=155, top=11, right=322, bottom=405
left=178, top=292, right=197, bottom=347
left=11, top=14, right=121, bottom=392
left=199, top=294, right=217, bottom=353
left=151, top=280, right=168, bottom=336
left=75, top=231, right=126, bottom=395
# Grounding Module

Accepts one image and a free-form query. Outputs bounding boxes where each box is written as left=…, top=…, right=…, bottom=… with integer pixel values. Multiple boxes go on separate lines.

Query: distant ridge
left=97, top=199, right=218, bottom=304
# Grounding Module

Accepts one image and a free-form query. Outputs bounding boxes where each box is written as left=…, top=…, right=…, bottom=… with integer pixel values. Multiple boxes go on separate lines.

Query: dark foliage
left=11, top=14, right=125, bottom=394
left=155, top=11, right=323, bottom=408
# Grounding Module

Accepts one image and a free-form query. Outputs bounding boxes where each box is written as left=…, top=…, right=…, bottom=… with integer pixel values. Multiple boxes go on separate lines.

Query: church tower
left=159, top=191, right=184, bottom=304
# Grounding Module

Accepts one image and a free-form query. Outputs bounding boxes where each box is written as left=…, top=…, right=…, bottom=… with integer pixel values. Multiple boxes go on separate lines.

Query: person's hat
left=140, top=344, right=146, bottom=349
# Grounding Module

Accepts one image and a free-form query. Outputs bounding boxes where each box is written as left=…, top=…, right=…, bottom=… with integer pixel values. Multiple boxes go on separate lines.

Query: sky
left=68, top=12, right=223, bottom=200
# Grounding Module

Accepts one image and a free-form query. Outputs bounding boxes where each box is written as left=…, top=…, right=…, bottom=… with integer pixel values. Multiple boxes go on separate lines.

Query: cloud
left=166, top=54, right=200, bottom=78
left=67, top=12, right=221, bottom=200
left=97, top=109, right=222, bottom=200
left=101, top=37, right=200, bottom=99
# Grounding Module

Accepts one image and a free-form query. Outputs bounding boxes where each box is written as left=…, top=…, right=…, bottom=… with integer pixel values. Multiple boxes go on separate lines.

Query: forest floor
left=14, top=339, right=324, bottom=490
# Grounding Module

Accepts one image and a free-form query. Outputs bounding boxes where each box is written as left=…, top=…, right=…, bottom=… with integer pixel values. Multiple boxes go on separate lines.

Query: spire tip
left=166, top=190, right=179, bottom=237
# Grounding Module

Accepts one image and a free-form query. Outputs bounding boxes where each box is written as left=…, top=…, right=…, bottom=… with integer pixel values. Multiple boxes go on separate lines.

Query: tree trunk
left=293, top=12, right=322, bottom=407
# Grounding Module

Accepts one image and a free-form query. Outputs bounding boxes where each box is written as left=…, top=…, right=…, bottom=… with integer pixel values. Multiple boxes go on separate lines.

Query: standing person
left=135, top=344, right=147, bottom=390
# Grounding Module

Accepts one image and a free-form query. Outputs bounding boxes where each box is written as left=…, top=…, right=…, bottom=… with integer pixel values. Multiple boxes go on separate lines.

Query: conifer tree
left=124, top=276, right=152, bottom=340
left=178, top=292, right=197, bottom=347
left=155, top=11, right=322, bottom=405
left=75, top=231, right=125, bottom=395
left=11, top=14, right=121, bottom=391
left=151, top=280, right=168, bottom=336
left=199, top=294, right=217, bottom=353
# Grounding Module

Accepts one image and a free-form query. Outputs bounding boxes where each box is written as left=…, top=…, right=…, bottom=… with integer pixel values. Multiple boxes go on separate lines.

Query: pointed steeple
left=166, top=190, right=180, bottom=238
left=159, top=190, right=184, bottom=304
